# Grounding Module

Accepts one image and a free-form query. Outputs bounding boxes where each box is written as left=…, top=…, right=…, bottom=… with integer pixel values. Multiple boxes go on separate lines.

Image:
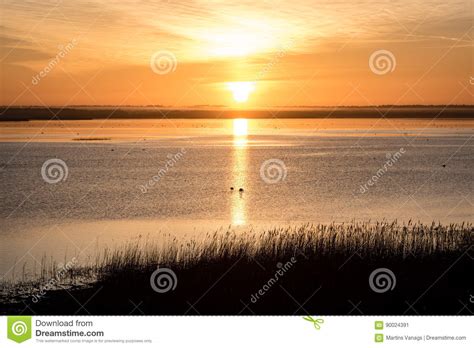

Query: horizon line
left=2, top=104, right=474, bottom=109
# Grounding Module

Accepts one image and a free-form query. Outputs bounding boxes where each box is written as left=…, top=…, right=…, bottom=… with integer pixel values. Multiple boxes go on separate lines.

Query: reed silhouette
left=1, top=221, right=472, bottom=315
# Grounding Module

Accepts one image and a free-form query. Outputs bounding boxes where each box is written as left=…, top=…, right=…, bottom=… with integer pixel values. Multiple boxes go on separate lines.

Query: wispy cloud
left=2, top=1, right=471, bottom=61
left=0, top=0, right=472, bottom=106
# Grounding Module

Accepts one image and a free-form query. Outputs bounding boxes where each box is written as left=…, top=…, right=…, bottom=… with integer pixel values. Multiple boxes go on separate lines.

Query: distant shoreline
left=1, top=106, right=473, bottom=121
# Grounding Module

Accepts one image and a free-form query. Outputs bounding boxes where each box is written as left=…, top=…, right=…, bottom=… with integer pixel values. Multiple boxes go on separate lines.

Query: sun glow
left=233, top=118, right=248, bottom=137
left=227, top=82, right=255, bottom=103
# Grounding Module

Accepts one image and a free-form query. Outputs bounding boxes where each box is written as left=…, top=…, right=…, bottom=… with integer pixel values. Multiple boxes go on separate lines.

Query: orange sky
left=1, top=0, right=472, bottom=107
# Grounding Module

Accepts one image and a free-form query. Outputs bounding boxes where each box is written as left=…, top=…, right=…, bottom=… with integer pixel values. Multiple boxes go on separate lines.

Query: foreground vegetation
left=1, top=221, right=472, bottom=315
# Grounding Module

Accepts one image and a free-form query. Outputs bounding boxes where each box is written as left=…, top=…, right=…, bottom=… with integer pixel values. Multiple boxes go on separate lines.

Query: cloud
left=2, top=1, right=471, bottom=62
left=1, top=0, right=472, bottom=106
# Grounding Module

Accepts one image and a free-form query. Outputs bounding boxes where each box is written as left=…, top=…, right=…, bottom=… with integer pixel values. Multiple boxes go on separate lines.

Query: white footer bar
left=1, top=316, right=472, bottom=347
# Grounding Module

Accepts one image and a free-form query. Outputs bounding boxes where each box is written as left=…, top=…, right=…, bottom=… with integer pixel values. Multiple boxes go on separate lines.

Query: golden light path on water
left=231, top=119, right=248, bottom=225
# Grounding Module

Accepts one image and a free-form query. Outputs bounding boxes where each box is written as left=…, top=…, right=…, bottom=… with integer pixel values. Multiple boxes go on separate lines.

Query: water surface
left=0, top=118, right=472, bottom=277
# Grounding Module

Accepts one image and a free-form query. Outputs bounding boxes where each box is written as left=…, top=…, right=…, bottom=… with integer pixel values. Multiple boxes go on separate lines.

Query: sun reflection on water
left=231, top=119, right=248, bottom=225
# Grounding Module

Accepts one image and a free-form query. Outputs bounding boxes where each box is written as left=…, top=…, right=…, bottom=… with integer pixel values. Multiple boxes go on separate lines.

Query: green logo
left=375, top=333, right=384, bottom=343
left=375, top=321, right=384, bottom=330
left=7, top=316, right=32, bottom=343
left=303, top=316, right=324, bottom=330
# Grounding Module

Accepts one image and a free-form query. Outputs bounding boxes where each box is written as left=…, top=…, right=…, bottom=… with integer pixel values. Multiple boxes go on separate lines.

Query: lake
left=0, top=118, right=472, bottom=277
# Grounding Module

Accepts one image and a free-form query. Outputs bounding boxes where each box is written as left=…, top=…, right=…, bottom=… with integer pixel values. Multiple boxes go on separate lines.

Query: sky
left=0, top=0, right=472, bottom=107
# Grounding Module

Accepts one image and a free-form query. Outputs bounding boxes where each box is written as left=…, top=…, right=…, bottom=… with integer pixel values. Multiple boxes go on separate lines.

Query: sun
left=233, top=118, right=248, bottom=137
left=227, top=82, right=255, bottom=103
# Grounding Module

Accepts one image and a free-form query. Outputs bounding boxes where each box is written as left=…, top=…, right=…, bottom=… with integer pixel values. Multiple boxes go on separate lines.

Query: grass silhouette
left=1, top=221, right=472, bottom=315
